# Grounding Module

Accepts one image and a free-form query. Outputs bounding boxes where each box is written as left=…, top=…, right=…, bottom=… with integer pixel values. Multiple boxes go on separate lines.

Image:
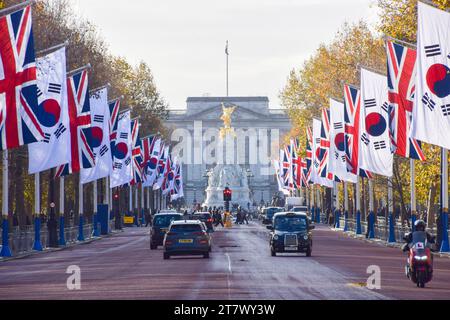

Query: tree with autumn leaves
left=280, top=0, right=450, bottom=227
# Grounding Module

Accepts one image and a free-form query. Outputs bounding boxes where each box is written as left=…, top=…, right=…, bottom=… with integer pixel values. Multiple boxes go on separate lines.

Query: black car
left=192, top=212, right=214, bottom=232
left=267, top=212, right=315, bottom=257
left=150, top=213, right=183, bottom=249
left=262, top=207, right=284, bottom=224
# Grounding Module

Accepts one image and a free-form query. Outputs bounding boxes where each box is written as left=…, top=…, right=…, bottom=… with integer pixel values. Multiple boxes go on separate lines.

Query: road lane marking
left=225, top=253, right=232, bottom=274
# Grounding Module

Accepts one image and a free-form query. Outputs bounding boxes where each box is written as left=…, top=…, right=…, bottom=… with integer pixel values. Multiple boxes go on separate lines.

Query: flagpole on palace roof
left=225, top=40, right=229, bottom=97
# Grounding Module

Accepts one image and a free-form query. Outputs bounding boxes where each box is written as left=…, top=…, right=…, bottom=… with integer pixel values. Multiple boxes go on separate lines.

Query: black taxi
left=267, top=212, right=315, bottom=257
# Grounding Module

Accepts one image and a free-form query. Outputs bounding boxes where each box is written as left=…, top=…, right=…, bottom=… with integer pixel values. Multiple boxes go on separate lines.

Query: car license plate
left=285, top=246, right=297, bottom=251
left=179, top=239, right=193, bottom=244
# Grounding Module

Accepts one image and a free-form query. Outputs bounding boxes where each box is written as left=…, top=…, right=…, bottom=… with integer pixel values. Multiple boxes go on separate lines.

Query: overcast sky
left=72, top=0, right=379, bottom=109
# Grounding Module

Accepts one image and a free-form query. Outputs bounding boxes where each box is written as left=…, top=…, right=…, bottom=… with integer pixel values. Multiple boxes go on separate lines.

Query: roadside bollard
left=335, top=209, right=341, bottom=229
left=93, top=213, right=100, bottom=237
left=368, top=211, right=375, bottom=239
left=355, top=210, right=362, bottom=235
left=343, top=211, right=349, bottom=232
left=0, top=219, right=12, bottom=257
left=78, top=215, right=85, bottom=242
left=32, top=216, right=43, bottom=251
left=59, top=215, right=66, bottom=246
left=388, top=212, right=396, bottom=243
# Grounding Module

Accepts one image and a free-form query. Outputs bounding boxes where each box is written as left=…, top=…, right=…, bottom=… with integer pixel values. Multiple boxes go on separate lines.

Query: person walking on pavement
left=214, top=210, right=224, bottom=227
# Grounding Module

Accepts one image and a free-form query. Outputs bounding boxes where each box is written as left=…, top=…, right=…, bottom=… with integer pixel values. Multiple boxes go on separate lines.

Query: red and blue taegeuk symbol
left=37, top=99, right=61, bottom=128
left=334, top=133, right=345, bottom=152
left=113, top=142, right=128, bottom=160
left=426, top=63, right=450, bottom=98
left=88, top=127, right=103, bottom=149
left=365, top=112, right=386, bottom=137
left=148, top=157, right=158, bottom=170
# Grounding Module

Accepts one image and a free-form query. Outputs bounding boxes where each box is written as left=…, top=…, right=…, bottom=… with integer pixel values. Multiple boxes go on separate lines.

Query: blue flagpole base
left=134, top=212, right=139, bottom=227
left=315, top=207, right=320, bottom=224
left=1, top=219, right=12, bottom=257
left=343, top=211, right=349, bottom=232
left=32, top=217, right=43, bottom=251
left=368, top=211, right=375, bottom=239
left=356, top=210, right=362, bottom=235
left=335, top=210, right=341, bottom=229
left=78, top=215, right=85, bottom=242
left=93, top=213, right=100, bottom=237
left=411, top=214, right=417, bottom=232
left=59, top=216, right=66, bottom=246
left=440, top=210, right=450, bottom=253
left=388, top=212, right=396, bottom=243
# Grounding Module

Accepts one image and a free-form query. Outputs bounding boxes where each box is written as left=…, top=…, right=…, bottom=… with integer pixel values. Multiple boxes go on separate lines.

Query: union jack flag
left=317, top=108, right=337, bottom=181
left=108, top=98, right=120, bottom=141
left=300, top=158, right=308, bottom=188
left=343, top=84, right=372, bottom=179
left=305, top=127, right=313, bottom=184
left=0, top=6, right=45, bottom=150
left=153, top=145, right=168, bottom=190
left=141, top=135, right=156, bottom=173
left=55, top=69, right=94, bottom=177
left=290, top=138, right=303, bottom=189
left=170, top=161, right=183, bottom=200
left=280, top=146, right=294, bottom=190
left=130, top=119, right=143, bottom=185
left=386, top=41, right=425, bottom=161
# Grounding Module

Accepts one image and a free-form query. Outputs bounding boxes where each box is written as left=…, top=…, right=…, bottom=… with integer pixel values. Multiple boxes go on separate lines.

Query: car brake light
left=207, top=218, right=213, bottom=222
left=199, top=239, right=208, bottom=244
left=165, top=240, right=173, bottom=245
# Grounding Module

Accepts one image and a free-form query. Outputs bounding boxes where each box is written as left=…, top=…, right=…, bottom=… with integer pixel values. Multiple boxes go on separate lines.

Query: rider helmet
left=414, top=219, right=426, bottom=232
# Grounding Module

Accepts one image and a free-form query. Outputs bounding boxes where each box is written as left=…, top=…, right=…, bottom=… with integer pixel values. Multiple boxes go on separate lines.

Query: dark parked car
left=163, top=220, right=211, bottom=259
left=262, top=207, right=284, bottom=224
left=192, top=212, right=214, bottom=232
left=267, top=212, right=315, bottom=257
left=150, top=213, right=183, bottom=250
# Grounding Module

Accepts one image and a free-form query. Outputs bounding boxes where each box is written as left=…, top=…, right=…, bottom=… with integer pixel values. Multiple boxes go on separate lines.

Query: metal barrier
left=336, top=216, right=441, bottom=243
left=2, top=222, right=97, bottom=257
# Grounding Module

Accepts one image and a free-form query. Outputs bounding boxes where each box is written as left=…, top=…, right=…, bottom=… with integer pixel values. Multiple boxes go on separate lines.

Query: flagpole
left=368, top=179, right=375, bottom=238
left=0, top=0, right=35, bottom=17
left=78, top=180, right=85, bottom=241
left=32, top=173, right=42, bottom=251
left=59, top=176, right=66, bottom=245
left=106, top=177, right=111, bottom=234
left=388, top=176, right=395, bottom=243
left=344, top=181, right=349, bottom=232
left=440, top=148, right=449, bottom=252
left=410, top=159, right=417, bottom=222
left=355, top=177, right=362, bottom=235
left=129, top=185, right=133, bottom=221
left=93, top=180, right=99, bottom=237
left=140, top=184, right=144, bottom=226
left=35, top=40, right=68, bottom=57
left=226, top=40, right=229, bottom=97
left=0, top=150, right=11, bottom=257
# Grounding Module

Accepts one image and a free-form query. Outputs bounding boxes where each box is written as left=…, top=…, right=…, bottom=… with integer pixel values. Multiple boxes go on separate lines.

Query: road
left=0, top=221, right=450, bottom=300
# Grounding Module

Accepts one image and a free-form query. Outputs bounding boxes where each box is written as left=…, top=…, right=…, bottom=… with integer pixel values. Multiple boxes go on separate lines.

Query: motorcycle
left=403, top=231, right=434, bottom=288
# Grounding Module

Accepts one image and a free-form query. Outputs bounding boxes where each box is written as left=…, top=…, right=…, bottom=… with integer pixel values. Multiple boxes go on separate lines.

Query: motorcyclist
left=402, top=219, right=435, bottom=252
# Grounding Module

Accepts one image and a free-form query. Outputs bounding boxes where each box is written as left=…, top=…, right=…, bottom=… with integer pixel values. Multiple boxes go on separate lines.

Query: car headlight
left=273, top=235, right=279, bottom=240
left=303, top=235, right=309, bottom=240
left=414, top=255, right=428, bottom=261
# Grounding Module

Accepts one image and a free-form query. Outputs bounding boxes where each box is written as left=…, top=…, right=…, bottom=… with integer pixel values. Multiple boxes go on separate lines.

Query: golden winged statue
left=219, top=103, right=236, bottom=140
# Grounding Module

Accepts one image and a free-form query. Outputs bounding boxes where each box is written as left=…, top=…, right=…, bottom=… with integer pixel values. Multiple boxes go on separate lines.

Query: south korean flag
left=110, top=110, right=132, bottom=188
left=80, top=87, right=112, bottom=184
left=410, top=2, right=450, bottom=149
left=359, top=67, right=393, bottom=177
left=28, top=47, right=70, bottom=174
left=328, top=98, right=357, bottom=183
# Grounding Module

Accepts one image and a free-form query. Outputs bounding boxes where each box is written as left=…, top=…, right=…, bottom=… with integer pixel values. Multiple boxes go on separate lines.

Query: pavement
left=0, top=221, right=450, bottom=300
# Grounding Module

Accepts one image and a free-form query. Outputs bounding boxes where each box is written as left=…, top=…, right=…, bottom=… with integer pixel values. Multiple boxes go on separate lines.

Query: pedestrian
left=214, top=210, right=224, bottom=227
left=145, top=211, right=151, bottom=227
left=243, top=211, right=249, bottom=225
